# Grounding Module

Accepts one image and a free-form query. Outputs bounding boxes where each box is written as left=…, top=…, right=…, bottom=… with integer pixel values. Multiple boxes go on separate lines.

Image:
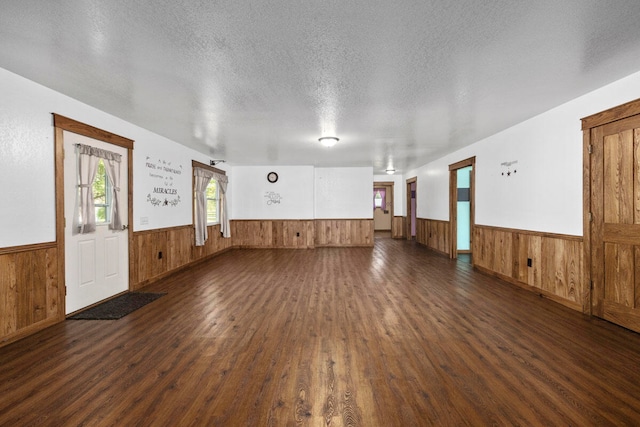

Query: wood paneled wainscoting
left=231, top=220, right=315, bottom=248
left=473, top=225, right=584, bottom=311
left=416, top=218, right=450, bottom=255
left=0, top=243, right=63, bottom=346
left=132, top=224, right=232, bottom=290
left=231, top=219, right=374, bottom=248
left=314, top=219, right=374, bottom=247
left=392, top=216, right=405, bottom=239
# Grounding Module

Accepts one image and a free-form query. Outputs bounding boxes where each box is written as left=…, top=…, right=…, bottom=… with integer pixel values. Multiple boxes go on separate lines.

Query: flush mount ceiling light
left=386, top=169, right=396, bottom=175
left=318, top=136, right=339, bottom=147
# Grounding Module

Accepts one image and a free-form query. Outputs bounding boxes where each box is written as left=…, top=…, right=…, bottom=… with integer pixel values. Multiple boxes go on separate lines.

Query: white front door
left=64, top=131, right=129, bottom=314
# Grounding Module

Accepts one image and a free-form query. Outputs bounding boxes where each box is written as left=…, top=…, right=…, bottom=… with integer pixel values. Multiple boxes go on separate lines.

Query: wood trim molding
left=581, top=97, right=640, bottom=130
left=314, top=218, right=372, bottom=221
left=406, top=176, right=417, bottom=240
left=232, top=219, right=314, bottom=222
left=127, top=142, right=134, bottom=295
left=417, top=217, right=448, bottom=224
left=449, top=156, right=475, bottom=171
left=474, top=265, right=582, bottom=312
left=0, top=316, right=62, bottom=349
left=53, top=114, right=135, bottom=316
left=192, top=160, right=226, bottom=175
left=474, top=224, right=583, bottom=242
left=53, top=124, right=66, bottom=330
left=0, top=241, right=57, bottom=255
left=449, top=156, right=476, bottom=259
left=424, top=244, right=449, bottom=257
left=133, top=224, right=194, bottom=236
left=135, top=247, right=233, bottom=290
left=52, top=114, right=134, bottom=149
left=582, top=124, right=592, bottom=315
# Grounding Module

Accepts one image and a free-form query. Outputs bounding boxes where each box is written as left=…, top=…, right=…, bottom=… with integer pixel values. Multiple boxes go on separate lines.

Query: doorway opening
left=457, top=166, right=472, bottom=253
left=406, top=177, right=417, bottom=240
left=53, top=114, right=134, bottom=315
left=449, top=157, right=475, bottom=259
left=373, top=181, right=394, bottom=232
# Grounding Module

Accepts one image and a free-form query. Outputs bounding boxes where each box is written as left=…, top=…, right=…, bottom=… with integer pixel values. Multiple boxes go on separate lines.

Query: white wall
left=0, top=67, right=224, bottom=247
left=5, top=62, right=640, bottom=245
left=315, top=167, right=373, bottom=219
left=231, top=166, right=314, bottom=219
left=1, top=71, right=56, bottom=246
left=0, top=65, right=378, bottom=249
left=373, top=174, right=405, bottom=216
left=232, top=166, right=374, bottom=220
left=405, top=70, right=640, bottom=237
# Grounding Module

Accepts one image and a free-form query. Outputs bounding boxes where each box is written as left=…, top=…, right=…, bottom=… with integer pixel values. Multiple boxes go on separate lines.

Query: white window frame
left=93, top=159, right=112, bottom=225
left=205, top=178, right=219, bottom=225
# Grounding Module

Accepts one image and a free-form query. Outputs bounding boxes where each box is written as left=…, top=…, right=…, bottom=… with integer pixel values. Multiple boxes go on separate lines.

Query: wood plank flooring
left=2, top=235, right=640, bottom=425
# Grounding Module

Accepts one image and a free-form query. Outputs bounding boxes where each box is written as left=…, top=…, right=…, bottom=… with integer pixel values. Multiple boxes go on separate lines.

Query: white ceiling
left=3, top=1, right=640, bottom=174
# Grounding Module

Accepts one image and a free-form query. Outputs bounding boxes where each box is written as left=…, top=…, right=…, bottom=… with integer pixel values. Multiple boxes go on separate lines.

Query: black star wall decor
left=501, top=160, right=518, bottom=177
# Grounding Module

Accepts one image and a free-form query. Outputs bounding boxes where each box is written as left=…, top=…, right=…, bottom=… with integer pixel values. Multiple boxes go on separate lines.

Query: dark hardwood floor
left=2, top=236, right=640, bottom=426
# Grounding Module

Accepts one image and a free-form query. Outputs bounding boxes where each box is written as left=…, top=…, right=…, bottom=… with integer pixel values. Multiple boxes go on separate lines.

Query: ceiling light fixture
left=319, top=136, right=339, bottom=147
left=386, top=169, right=396, bottom=175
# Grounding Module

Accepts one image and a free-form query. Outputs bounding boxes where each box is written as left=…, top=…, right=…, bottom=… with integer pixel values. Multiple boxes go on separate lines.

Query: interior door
left=64, top=131, right=129, bottom=314
left=591, top=114, right=640, bottom=332
left=373, top=185, right=392, bottom=230
left=406, top=178, right=416, bottom=240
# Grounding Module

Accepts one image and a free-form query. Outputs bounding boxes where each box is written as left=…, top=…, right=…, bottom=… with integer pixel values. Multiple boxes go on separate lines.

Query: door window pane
left=93, top=160, right=111, bottom=224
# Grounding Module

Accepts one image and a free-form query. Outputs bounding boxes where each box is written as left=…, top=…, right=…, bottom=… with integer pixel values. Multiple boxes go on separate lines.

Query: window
left=93, top=159, right=112, bottom=224
left=206, top=179, right=219, bottom=224
left=373, top=188, right=386, bottom=209
left=193, top=160, right=229, bottom=246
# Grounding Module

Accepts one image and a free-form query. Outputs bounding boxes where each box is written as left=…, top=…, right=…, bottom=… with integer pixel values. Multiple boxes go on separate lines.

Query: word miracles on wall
left=145, top=156, right=183, bottom=207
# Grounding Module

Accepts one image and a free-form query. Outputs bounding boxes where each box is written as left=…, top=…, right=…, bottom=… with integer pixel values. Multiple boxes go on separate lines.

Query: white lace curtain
left=194, top=167, right=230, bottom=246
left=218, top=174, right=230, bottom=238
left=73, top=144, right=123, bottom=234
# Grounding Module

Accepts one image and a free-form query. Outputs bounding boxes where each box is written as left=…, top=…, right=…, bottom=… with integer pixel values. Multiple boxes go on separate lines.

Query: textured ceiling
left=3, top=1, right=640, bottom=173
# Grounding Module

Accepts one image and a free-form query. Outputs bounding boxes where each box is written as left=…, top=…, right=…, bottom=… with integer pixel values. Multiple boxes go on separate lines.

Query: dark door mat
left=67, top=292, right=167, bottom=320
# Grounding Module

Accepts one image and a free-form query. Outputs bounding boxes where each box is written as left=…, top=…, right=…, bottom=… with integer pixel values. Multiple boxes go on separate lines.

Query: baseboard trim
left=474, top=264, right=581, bottom=312
left=134, top=247, right=233, bottom=290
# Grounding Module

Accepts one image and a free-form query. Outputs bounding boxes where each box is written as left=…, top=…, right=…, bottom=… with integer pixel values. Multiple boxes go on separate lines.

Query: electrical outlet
left=158, top=251, right=163, bottom=259
left=527, top=258, right=532, bottom=267
left=296, top=232, right=300, bottom=237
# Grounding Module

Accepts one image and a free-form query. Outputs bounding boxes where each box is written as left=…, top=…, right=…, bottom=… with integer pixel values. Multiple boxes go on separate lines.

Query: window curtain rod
left=75, top=143, right=122, bottom=162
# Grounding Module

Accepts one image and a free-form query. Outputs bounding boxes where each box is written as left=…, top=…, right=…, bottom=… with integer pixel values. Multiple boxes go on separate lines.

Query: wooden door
left=590, top=114, right=640, bottom=332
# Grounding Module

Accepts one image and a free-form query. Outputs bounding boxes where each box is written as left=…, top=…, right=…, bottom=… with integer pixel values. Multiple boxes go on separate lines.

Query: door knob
left=122, top=225, right=129, bottom=230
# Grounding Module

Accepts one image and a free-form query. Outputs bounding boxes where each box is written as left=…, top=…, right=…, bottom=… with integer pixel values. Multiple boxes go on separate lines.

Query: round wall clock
left=267, top=172, right=278, bottom=183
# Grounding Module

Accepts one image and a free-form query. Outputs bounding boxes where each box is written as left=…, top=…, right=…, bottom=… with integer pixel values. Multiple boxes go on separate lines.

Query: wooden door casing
left=53, top=114, right=134, bottom=316
left=448, top=157, right=475, bottom=259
